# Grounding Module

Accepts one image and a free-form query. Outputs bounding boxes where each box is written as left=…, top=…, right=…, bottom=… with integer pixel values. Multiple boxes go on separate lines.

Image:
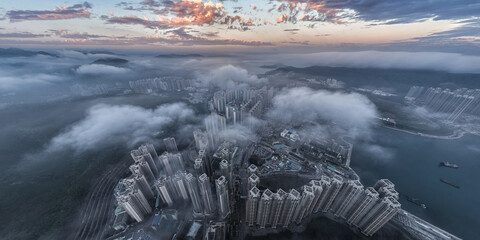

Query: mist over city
left=0, top=1, right=479, bottom=240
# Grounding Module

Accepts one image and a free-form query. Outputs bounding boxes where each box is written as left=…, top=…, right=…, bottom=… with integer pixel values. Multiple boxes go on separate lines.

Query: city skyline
left=0, top=0, right=478, bottom=53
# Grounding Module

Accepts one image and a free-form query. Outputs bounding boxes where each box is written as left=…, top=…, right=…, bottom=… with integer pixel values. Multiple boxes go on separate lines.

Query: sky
left=0, top=0, right=479, bottom=52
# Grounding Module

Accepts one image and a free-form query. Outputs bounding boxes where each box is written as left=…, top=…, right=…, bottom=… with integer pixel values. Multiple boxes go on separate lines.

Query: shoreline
left=380, top=125, right=466, bottom=140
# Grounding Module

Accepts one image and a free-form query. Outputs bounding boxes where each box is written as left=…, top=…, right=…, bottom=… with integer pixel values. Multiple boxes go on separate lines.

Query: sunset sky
left=0, top=0, right=479, bottom=52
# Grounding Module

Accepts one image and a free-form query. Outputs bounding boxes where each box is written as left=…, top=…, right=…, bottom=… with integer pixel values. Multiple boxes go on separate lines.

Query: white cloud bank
left=76, top=64, right=130, bottom=75
left=267, top=87, right=378, bottom=138
left=48, top=103, right=195, bottom=152
left=280, top=51, right=480, bottom=74
left=198, top=65, right=267, bottom=89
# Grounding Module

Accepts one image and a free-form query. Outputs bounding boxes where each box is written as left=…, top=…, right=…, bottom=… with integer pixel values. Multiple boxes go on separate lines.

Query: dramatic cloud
left=50, top=29, right=105, bottom=39
left=280, top=51, right=480, bottom=74
left=76, top=64, right=130, bottom=75
left=267, top=87, right=378, bottom=137
left=6, top=2, right=92, bottom=22
left=198, top=65, right=267, bottom=89
left=273, top=0, right=480, bottom=24
left=105, top=0, right=257, bottom=30
left=48, top=103, right=196, bottom=152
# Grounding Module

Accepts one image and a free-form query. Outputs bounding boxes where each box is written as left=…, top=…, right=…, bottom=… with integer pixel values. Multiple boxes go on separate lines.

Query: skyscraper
left=185, top=173, right=203, bottom=217
left=155, top=177, right=174, bottom=206
left=220, top=159, right=231, bottom=185
left=129, top=161, right=155, bottom=186
left=173, top=171, right=189, bottom=200
left=198, top=173, right=215, bottom=216
left=193, top=129, right=209, bottom=151
left=247, top=164, right=258, bottom=176
left=293, top=185, right=315, bottom=224
left=319, top=175, right=343, bottom=213
left=269, top=188, right=287, bottom=228
left=248, top=173, right=260, bottom=191
left=347, top=187, right=380, bottom=227
left=334, top=180, right=364, bottom=219
left=279, top=189, right=300, bottom=227
left=246, top=186, right=260, bottom=227
left=216, top=176, right=231, bottom=219
left=305, top=180, right=323, bottom=216
left=194, top=158, right=205, bottom=177
left=205, top=113, right=226, bottom=147
left=313, top=175, right=331, bottom=213
left=130, top=173, right=154, bottom=200
left=163, top=137, right=179, bottom=153
left=117, top=188, right=152, bottom=222
left=131, top=145, right=159, bottom=177
left=359, top=196, right=401, bottom=236
left=257, top=189, right=274, bottom=228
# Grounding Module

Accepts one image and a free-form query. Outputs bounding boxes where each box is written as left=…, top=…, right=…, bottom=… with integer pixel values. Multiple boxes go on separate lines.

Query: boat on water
left=440, top=179, right=460, bottom=188
left=439, top=161, right=459, bottom=169
left=406, top=196, right=427, bottom=209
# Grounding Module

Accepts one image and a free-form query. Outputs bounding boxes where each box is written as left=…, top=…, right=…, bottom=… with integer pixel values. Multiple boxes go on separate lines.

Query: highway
left=74, top=158, right=129, bottom=240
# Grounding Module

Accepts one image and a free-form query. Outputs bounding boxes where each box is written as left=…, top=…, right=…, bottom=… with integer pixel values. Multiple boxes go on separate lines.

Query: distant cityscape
left=72, top=86, right=461, bottom=240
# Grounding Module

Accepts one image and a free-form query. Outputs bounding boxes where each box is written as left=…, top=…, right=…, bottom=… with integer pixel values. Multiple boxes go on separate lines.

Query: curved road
left=74, top=158, right=130, bottom=240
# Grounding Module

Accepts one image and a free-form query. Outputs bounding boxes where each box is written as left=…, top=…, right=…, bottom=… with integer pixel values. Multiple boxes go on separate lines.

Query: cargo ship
left=439, top=162, right=459, bottom=169
left=440, top=179, right=460, bottom=189
left=406, top=196, right=427, bottom=209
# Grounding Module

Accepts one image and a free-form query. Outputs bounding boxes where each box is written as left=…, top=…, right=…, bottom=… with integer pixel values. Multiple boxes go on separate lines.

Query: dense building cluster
left=210, top=87, right=274, bottom=127
left=246, top=168, right=401, bottom=236
left=405, top=86, right=480, bottom=122
left=129, top=76, right=193, bottom=93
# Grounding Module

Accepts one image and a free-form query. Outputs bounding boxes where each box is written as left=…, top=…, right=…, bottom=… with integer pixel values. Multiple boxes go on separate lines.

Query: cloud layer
left=280, top=51, right=480, bottom=74
left=267, top=87, right=378, bottom=137
left=48, top=103, right=195, bottom=152
left=198, top=65, right=267, bottom=89
left=6, top=2, right=92, bottom=22
left=76, top=64, right=131, bottom=75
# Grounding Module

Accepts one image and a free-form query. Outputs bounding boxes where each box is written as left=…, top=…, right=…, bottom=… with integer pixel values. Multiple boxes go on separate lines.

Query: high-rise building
left=313, top=175, right=331, bottom=213
left=246, top=186, right=260, bottom=226
left=248, top=173, right=260, bottom=191
left=347, top=187, right=380, bottom=227
left=185, top=173, right=203, bottom=217
left=131, top=145, right=159, bottom=177
left=359, top=196, right=401, bottom=236
left=193, top=129, right=209, bottom=151
left=159, top=152, right=184, bottom=176
left=129, top=161, right=155, bottom=186
left=194, top=158, right=205, bottom=177
left=319, top=175, right=343, bottom=213
left=155, top=177, right=174, bottom=206
left=117, top=188, right=152, bottom=222
left=374, top=179, right=399, bottom=200
left=163, top=137, right=179, bottom=153
left=198, top=173, right=215, bottom=216
left=220, top=159, right=231, bottom=185
left=257, top=189, right=274, bottom=228
left=173, top=171, right=189, bottom=200
left=131, top=173, right=154, bottom=200
left=305, top=180, right=323, bottom=216
left=279, top=189, right=300, bottom=227
left=334, top=180, right=364, bottom=219
left=205, top=113, right=226, bottom=147
left=269, top=188, right=287, bottom=228
left=142, top=143, right=160, bottom=170
left=248, top=164, right=258, bottom=176
left=293, top=185, right=315, bottom=224
left=216, top=176, right=231, bottom=219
